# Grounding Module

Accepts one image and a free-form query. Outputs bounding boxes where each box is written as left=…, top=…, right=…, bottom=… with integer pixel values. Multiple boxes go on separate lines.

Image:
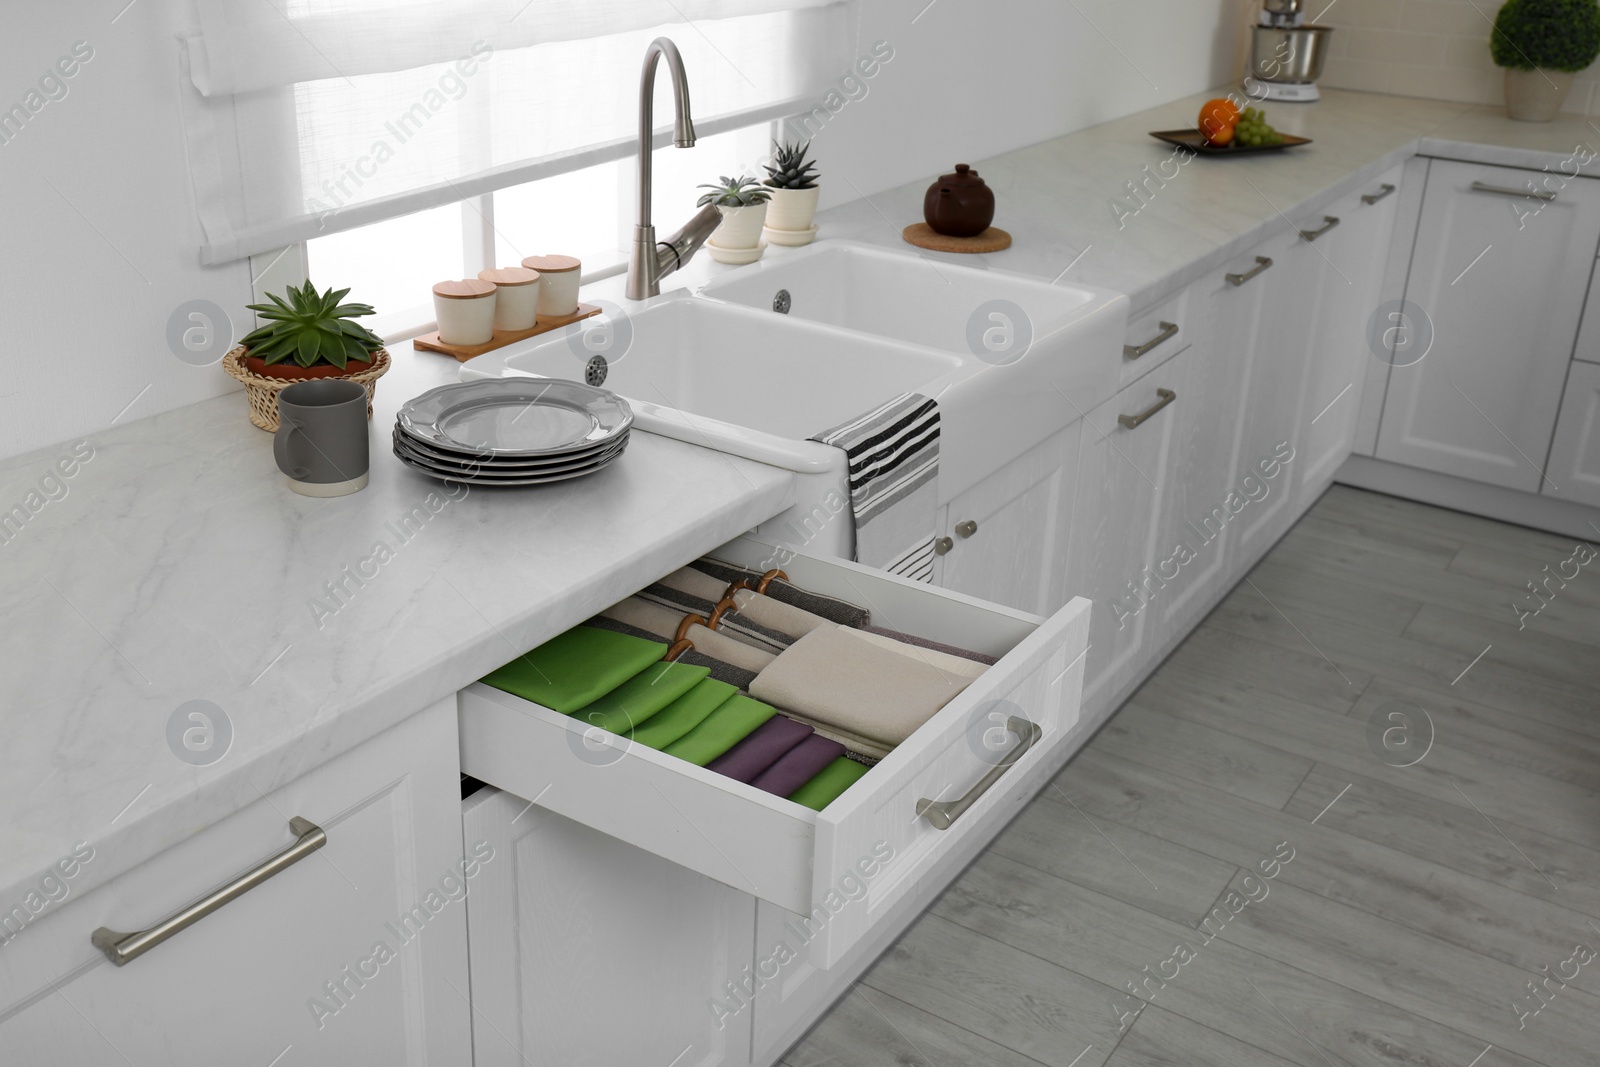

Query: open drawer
left=457, top=536, right=1090, bottom=968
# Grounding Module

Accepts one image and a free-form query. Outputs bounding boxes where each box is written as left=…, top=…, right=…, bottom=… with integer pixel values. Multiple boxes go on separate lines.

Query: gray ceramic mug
left=273, top=380, right=370, bottom=497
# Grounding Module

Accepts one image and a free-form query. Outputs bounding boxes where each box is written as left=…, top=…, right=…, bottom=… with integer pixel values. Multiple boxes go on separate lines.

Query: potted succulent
left=221, top=279, right=391, bottom=431
left=697, top=175, right=771, bottom=252
left=1491, top=0, right=1600, bottom=121
left=762, top=140, right=821, bottom=242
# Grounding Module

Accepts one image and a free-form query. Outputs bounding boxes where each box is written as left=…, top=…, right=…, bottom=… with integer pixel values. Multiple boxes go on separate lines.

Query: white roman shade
left=181, top=0, right=854, bottom=265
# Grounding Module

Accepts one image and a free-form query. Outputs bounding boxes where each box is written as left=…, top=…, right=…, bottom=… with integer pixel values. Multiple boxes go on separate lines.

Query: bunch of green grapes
left=1235, top=107, right=1285, bottom=147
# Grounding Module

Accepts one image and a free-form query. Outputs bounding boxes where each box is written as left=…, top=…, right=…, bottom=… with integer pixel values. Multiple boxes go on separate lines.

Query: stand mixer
left=1251, top=0, right=1332, bottom=102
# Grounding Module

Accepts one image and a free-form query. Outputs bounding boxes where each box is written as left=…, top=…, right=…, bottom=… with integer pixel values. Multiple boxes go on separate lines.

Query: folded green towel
left=627, top=678, right=738, bottom=750
left=787, top=758, right=871, bottom=811
left=481, top=625, right=667, bottom=713
left=571, top=661, right=710, bottom=735
left=664, top=694, right=777, bottom=766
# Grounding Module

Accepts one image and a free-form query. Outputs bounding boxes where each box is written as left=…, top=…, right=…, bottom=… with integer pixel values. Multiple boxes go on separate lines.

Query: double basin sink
left=461, top=241, right=1128, bottom=505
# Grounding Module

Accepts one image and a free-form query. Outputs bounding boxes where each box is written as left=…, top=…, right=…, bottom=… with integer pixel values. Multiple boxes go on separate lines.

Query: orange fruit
left=1205, top=123, right=1236, bottom=148
left=1198, top=98, right=1241, bottom=143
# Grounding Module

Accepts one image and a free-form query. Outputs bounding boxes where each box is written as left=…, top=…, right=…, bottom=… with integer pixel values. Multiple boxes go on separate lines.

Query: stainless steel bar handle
left=1118, top=388, right=1177, bottom=429
left=1122, top=321, right=1179, bottom=359
left=1362, top=183, right=1396, bottom=205
left=1471, top=180, right=1555, bottom=202
left=916, top=716, right=1041, bottom=830
left=1300, top=215, right=1341, bottom=242
left=91, top=817, right=326, bottom=966
left=1226, top=256, right=1273, bottom=287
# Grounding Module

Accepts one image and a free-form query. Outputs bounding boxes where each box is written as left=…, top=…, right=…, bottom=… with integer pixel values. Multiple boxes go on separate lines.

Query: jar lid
left=521, top=254, right=581, bottom=273
left=433, top=279, right=497, bottom=299
left=478, top=267, right=541, bottom=286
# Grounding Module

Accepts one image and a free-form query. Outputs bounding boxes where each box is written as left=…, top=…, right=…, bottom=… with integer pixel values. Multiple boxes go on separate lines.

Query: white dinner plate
left=397, top=379, right=632, bottom=457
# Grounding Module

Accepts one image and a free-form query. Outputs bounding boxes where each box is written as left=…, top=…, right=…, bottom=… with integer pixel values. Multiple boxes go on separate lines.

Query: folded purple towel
left=706, top=715, right=813, bottom=784
left=750, top=734, right=849, bottom=797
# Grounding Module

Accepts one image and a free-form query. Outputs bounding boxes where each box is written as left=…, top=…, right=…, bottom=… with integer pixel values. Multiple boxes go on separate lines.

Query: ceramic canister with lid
left=522, top=255, right=581, bottom=318
left=433, top=279, right=498, bottom=345
left=477, top=266, right=542, bottom=331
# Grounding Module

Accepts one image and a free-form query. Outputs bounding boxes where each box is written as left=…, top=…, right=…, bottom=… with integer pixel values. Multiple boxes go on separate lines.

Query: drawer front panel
left=1120, top=290, right=1191, bottom=387
left=459, top=538, right=1090, bottom=969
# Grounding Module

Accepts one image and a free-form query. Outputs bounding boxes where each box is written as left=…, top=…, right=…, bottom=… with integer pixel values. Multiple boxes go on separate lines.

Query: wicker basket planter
left=221, top=346, right=390, bottom=432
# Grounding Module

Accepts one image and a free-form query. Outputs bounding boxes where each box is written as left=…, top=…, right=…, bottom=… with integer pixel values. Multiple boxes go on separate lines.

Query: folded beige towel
left=601, top=598, right=776, bottom=673
left=854, top=629, right=989, bottom=680
left=750, top=624, right=974, bottom=748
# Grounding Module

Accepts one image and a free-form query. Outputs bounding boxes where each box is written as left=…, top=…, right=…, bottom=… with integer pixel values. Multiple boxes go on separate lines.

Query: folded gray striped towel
left=810, top=393, right=939, bottom=582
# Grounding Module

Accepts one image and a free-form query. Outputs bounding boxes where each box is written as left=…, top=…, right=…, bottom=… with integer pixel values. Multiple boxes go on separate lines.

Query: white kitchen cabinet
left=1230, top=224, right=1323, bottom=564
left=461, top=786, right=756, bottom=1067
left=1065, top=363, right=1182, bottom=711
left=459, top=539, right=1088, bottom=972
left=934, top=421, right=1083, bottom=616
left=1544, top=360, right=1600, bottom=507
left=0, top=699, right=471, bottom=1066
left=1377, top=158, right=1600, bottom=490
left=1298, top=166, right=1404, bottom=502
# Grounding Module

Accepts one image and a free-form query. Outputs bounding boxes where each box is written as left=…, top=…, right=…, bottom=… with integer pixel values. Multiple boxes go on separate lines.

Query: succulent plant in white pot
left=697, top=175, right=771, bottom=251
left=762, top=140, right=820, bottom=241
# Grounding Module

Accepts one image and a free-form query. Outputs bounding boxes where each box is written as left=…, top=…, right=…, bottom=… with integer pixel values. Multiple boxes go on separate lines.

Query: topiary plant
left=696, top=175, right=772, bottom=208
left=1491, top=0, right=1600, bottom=72
left=241, top=280, right=385, bottom=369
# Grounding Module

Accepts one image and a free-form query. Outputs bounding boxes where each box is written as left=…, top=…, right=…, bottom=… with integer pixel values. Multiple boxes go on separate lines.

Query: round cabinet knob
left=955, top=519, right=978, bottom=539
left=933, top=536, right=955, bottom=556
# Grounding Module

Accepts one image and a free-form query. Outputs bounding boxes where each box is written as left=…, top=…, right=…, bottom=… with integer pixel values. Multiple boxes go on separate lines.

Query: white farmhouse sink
left=700, top=241, right=1128, bottom=500
left=461, top=294, right=963, bottom=475
left=463, top=241, right=1128, bottom=506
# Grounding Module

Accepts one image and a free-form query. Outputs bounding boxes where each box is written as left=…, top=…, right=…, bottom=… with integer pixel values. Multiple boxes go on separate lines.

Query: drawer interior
left=458, top=534, right=1089, bottom=967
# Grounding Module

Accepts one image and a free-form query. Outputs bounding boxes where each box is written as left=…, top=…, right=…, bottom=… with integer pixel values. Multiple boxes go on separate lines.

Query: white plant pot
left=712, top=203, right=769, bottom=250
left=1503, top=68, right=1574, bottom=122
left=764, top=186, right=820, bottom=232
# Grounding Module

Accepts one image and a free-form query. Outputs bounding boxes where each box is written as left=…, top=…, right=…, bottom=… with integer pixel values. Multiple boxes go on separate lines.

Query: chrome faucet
left=626, top=38, right=724, bottom=301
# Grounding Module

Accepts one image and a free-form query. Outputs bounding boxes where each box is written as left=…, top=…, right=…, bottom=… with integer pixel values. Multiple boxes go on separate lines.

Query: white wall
left=0, top=0, right=1245, bottom=462
left=1317, top=0, right=1600, bottom=113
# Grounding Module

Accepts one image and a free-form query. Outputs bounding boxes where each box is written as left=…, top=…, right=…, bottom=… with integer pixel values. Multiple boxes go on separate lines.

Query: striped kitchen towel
left=810, top=393, right=939, bottom=582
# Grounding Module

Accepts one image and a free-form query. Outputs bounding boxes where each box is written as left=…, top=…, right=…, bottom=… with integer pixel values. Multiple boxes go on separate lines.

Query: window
left=306, top=125, right=769, bottom=336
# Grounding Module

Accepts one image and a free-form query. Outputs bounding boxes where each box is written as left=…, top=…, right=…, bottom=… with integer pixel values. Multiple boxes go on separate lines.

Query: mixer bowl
left=1252, top=25, right=1332, bottom=84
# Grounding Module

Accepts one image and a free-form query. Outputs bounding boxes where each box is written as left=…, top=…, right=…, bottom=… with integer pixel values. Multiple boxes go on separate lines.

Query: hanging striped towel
left=810, top=393, right=939, bottom=582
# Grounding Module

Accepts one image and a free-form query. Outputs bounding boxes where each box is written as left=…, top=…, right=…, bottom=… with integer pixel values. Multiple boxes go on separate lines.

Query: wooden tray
left=413, top=304, right=603, bottom=362
left=1149, top=128, right=1312, bottom=156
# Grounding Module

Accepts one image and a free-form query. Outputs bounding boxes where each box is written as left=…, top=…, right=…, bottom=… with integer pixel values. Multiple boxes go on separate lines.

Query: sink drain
left=585, top=354, right=608, bottom=387
left=773, top=289, right=791, bottom=314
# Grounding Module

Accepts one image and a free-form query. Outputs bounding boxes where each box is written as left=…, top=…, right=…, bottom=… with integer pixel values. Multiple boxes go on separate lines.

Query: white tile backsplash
left=1313, top=0, right=1600, bottom=113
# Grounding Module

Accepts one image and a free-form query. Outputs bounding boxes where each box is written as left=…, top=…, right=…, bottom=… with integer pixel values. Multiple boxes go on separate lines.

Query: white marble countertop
left=0, top=347, right=794, bottom=909
left=812, top=88, right=1600, bottom=313
left=6, top=83, right=1594, bottom=912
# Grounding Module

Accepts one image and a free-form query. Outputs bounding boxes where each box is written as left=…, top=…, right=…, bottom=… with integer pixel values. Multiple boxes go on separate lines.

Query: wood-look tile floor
left=784, top=485, right=1600, bottom=1067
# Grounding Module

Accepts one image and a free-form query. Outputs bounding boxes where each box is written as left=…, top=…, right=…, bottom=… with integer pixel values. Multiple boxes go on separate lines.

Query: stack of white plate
left=392, top=379, right=632, bottom=486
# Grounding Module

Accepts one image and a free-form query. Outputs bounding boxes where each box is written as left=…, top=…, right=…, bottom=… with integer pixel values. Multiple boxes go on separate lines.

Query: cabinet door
left=1231, top=225, right=1323, bottom=565
left=1377, top=158, right=1600, bottom=490
left=0, top=699, right=471, bottom=1067
left=1066, top=365, right=1183, bottom=712
left=462, top=786, right=756, bottom=1067
left=935, top=422, right=1083, bottom=616
left=1544, top=360, right=1600, bottom=506
left=1143, top=283, right=1246, bottom=649
left=1298, top=168, right=1404, bottom=501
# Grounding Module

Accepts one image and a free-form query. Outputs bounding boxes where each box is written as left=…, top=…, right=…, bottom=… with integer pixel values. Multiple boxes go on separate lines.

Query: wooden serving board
left=413, top=303, right=603, bottom=362
left=1148, top=128, right=1313, bottom=156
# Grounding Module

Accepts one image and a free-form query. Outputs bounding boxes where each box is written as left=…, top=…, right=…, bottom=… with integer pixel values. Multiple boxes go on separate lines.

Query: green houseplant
left=697, top=175, right=771, bottom=254
left=762, top=140, right=821, bottom=242
left=1491, top=0, right=1600, bottom=120
left=222, top=280, right=391, bottom=431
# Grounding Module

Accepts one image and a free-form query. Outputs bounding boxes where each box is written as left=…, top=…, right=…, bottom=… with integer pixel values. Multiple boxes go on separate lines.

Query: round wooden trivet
left=901, top=223, right=1012, bottom=254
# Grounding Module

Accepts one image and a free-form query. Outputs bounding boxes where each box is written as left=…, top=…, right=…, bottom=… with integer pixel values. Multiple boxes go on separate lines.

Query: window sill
left=378, top=252, right=628, bottom=347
